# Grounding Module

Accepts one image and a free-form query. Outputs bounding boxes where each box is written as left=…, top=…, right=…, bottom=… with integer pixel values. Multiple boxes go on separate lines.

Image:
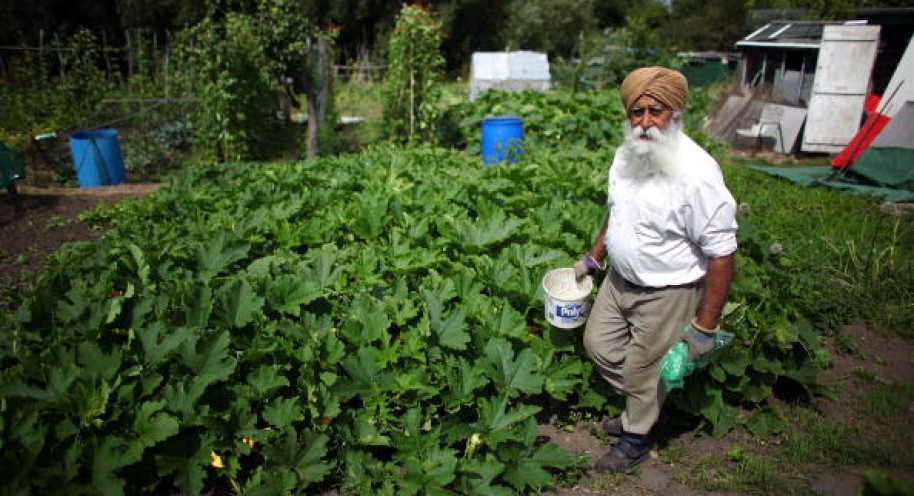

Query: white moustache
left=632, top=126, right=663, bottom=141
left=617, top=121, right=683, bottom=180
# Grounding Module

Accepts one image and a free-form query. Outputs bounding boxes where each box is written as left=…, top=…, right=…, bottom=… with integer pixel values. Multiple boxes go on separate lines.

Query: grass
left=723, top=164, right=914, bottom=338
left=335, top=79, right=385, bottom=146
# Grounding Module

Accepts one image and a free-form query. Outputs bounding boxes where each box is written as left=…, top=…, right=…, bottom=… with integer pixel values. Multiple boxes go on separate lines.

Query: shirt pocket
left=634, top=200, right=670, bottom=242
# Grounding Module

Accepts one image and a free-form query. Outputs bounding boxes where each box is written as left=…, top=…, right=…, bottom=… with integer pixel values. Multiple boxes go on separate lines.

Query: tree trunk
left=303, top=37, right=332, bottom=160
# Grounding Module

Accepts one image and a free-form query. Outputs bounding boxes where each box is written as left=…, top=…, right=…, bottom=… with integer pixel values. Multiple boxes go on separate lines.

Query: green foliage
left=2, top=147, right=596, bottom=494
left=0, top=30, right=113, bottom=146
left=57, top=30, right=114, bottom=120
left=668, top=0, right=748, bottom=51
left=552, top=22, right=684, bottom=92
left=724, top=165, right=914, bottom=339
left=440, top=89, right=626, bottom=154
left=440, top=85, right=722, bottom=156
left=748, top=0, right=913, bottom=20
left=255, top=0, right=320, bottom=80
left=502, top=0, right=598, bottom=56
left=861, top=470, right=914, bottom=496
left=178, top=11, right=277, bottom=162
left=5, top=78, right=914, bottom=491
left=382, top=4, right=445, bottom=144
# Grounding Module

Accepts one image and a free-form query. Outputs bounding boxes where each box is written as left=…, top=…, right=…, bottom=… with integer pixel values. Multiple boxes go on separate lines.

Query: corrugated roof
left=736, top=21, right=839, bottom=49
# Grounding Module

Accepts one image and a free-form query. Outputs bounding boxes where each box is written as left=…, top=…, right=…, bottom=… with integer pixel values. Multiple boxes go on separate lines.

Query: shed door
left=801, top=25, right=881, bottom=153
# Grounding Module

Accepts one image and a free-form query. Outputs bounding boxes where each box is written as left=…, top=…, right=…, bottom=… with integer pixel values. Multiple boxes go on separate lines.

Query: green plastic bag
left=660, top=331, right=734, bottom=390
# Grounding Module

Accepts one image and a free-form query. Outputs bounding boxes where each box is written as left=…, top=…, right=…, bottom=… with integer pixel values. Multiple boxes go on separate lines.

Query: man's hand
left=573, top=254, right=603, bottom=280
left=682, top=323, right=715, bottom=362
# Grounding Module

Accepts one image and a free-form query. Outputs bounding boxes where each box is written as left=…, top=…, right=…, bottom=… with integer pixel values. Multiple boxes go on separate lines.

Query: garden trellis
left=0, top=29, right=179, bottom=83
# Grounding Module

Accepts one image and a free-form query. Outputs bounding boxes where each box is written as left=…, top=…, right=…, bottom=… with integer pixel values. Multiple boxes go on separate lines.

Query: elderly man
left=573, top=66, right=738, bottom=473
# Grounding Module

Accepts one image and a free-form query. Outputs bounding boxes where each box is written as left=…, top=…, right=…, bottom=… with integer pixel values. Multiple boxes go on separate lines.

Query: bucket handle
left=73, top=134, right=112, bottom=185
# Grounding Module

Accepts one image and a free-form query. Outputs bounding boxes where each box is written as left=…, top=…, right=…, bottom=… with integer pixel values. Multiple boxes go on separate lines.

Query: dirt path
left=0, top=183, right=164, bottom=299
left=541, top=321, right=914, bottom=495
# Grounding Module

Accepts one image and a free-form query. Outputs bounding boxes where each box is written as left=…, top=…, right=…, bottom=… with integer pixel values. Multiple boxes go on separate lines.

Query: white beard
left=615, top=120, right=684, bottom=181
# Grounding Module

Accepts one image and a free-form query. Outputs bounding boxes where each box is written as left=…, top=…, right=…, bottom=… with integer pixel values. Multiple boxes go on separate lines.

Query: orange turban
left=620, top=66, right=689, bottom=111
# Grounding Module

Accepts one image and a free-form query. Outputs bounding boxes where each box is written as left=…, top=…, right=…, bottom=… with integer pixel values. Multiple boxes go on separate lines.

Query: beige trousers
left=583, top=269, right=703, bottom=435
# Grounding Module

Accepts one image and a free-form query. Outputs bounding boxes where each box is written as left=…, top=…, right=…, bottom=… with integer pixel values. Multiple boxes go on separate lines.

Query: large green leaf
left=138, top=324, right=194, bottom=366
left=422, top=288, right=470, bottom=351
left=262, top=396, right=305, bottom=428
left=443, top=357, right=489, bottom=410
left=482, top=339, right=543, bottom=396
left=125, top=401, right=181, bottom=462
left=183, top=284, right=213, bottom=328
left=196, top=231, right=250, bottom=280
left=215, top=278, right=264, bottom=328
left=266, top=273, right=321, bottom=316
left=246, top=364, right=291, bottom=400
left=400, top=446, right=459, bottom=496
left=475, top=395, right=541, bottom=434
left=456, top=456, right=512, bottom=496
left=501, top=442, right=573, bottom=491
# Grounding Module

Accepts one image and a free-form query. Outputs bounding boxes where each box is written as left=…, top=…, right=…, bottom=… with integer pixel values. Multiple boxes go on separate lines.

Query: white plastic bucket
left=542, top=268, right=593, bottom=329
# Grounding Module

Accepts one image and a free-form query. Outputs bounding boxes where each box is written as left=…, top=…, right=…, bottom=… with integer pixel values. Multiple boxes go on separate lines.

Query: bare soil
left=539, top=321, right=914, bottom=495
left=1, top=184, right=913, bottom=495
left=0, top=183, right=164, bottom=300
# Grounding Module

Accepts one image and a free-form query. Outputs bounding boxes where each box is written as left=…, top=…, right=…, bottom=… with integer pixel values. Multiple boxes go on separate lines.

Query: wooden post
left=102, top=30, right=112, bottom=79
left=126, top=30, right=133, bottom=78
left=7, top=182, right=24, bottom=214
left=304, top=36, right=334, bottom=159
left=164, top=32, right=171, bottom=97
left=54, top=32, right=65, bottom=81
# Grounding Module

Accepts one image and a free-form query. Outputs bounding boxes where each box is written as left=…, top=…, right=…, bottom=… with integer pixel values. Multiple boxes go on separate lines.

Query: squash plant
left=0, top=142, right=828, bottom=493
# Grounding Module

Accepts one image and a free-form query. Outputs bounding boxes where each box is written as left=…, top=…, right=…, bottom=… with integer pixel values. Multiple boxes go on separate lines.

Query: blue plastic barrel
left=481, top=116, right=523, bottom=164
left=69, top=129, right=127, bottom=187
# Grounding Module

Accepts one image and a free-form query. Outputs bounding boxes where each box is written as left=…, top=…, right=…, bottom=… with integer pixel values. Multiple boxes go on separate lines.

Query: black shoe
left=594, top=439, right=650, bottom=473
left=600, top=417, right=623, bottom=437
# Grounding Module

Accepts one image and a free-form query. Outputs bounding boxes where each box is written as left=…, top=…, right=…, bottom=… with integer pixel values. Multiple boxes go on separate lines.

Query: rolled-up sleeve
left=690, top=179, right=738, bottom=258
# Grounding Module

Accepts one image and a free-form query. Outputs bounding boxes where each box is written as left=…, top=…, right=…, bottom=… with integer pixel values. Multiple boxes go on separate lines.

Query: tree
left=501, top=0, right=598, bottom=58
left=181, top=0, right=275, bottom=162
left=746, top=0, right=914, bottom=20
left=667, top=0, right=748, bottom=51
left=255, top=0, right=334, bottom=159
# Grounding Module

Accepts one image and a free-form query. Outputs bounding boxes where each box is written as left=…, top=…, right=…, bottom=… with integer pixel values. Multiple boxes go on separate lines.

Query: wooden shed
left=704, top=9, right=914, bottom=156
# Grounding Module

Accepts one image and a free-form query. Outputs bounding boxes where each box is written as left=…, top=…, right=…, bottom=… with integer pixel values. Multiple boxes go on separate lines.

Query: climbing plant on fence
left=382, top=4, right=445, bottom=144
left=177, top=12, right=275, bottom=163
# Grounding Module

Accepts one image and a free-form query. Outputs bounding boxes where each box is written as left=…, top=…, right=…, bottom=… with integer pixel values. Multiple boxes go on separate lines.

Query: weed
left=861, top=470, right=914, bottom=496
left=852, top=367, right=885, bottom=384
left=658, top=439, right=684, bottom=465
left=46, top=215, right=70, bottom=227
left=555, top=452, right=594, bottom=486
left=731, top=455, right=793, bottom=494
left=550, top=407, right=600, bottom=432
left=783, top=408, right=864, bottom=466
left=588, top=471, right=630, bottom=492
left=860, top=382, right=914, bottom=419
left=834, top=332, right=860, bottom=355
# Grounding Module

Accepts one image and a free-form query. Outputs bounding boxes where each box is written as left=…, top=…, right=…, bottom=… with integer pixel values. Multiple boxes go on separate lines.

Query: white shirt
left=605, top=133, right=738, bottom=287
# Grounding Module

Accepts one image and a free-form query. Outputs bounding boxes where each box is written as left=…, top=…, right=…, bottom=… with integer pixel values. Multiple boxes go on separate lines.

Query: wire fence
left=0, top=30, right=178, bottom=83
